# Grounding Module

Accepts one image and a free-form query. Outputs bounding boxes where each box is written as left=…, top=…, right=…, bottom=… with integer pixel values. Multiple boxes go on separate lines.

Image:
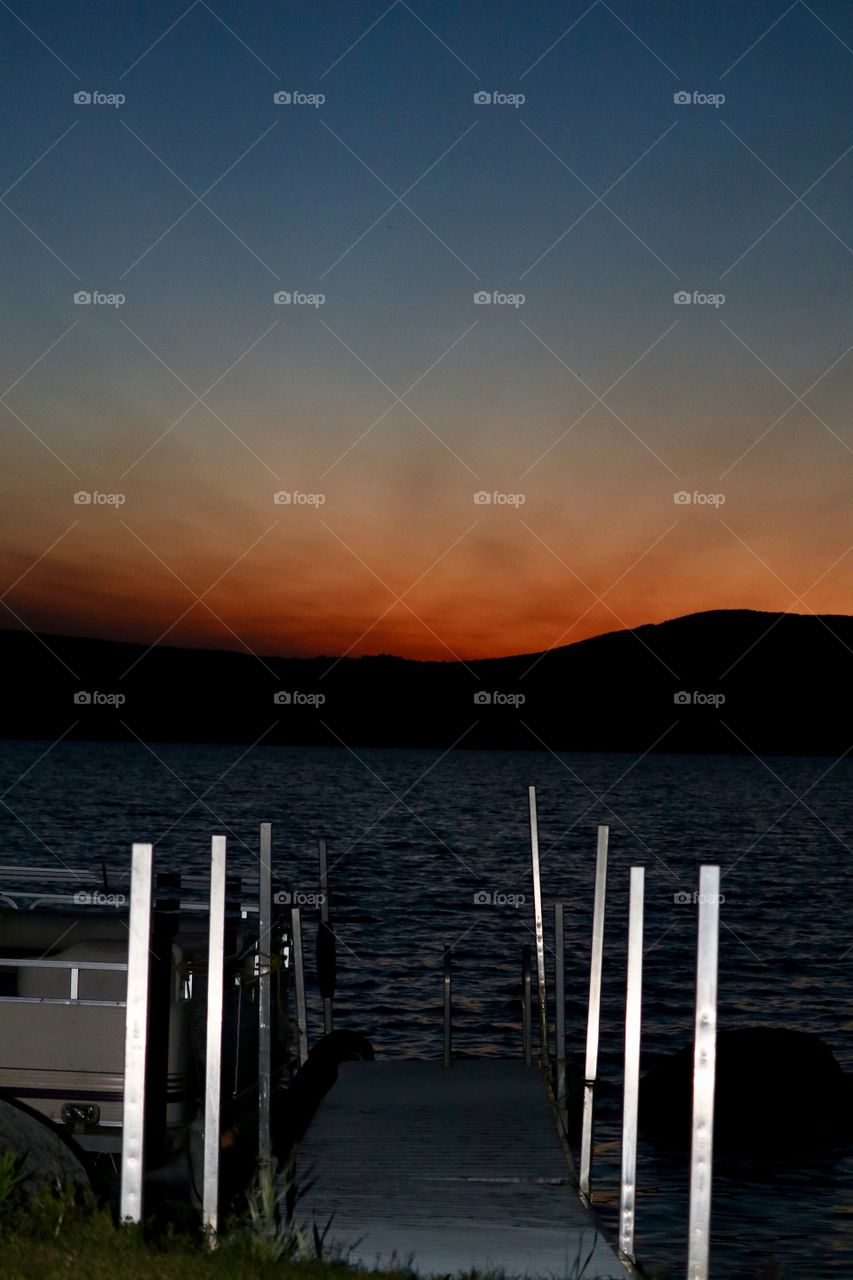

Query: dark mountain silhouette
left=0, top=609, right=851, bottom=754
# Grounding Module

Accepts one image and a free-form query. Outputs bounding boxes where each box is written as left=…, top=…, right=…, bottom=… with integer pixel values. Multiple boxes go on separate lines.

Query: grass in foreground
left=0, top=1184, right=410, bottom=1280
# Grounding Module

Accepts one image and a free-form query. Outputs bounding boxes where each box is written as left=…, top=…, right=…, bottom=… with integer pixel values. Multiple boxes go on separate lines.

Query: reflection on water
left=0, top=740, right=851, bottom=1277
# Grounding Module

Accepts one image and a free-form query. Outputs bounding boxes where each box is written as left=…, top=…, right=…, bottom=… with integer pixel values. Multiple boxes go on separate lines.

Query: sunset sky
left=2, top=0, right=852, bottom=660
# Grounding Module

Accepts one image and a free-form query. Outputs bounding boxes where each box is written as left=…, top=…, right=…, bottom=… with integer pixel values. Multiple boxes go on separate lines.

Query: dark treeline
left=1, top=609, right=851, bottom=754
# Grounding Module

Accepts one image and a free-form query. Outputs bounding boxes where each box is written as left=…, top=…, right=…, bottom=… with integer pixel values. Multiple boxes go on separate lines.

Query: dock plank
left=298, top=1060, right=629, bottom=1279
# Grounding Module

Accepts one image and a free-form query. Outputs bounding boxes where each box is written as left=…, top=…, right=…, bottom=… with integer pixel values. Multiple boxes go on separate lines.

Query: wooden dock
left=298, top=1059, right=630, bottom=1279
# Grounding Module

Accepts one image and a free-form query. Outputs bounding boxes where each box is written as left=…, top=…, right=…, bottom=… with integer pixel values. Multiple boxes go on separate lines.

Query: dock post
left=258, top=822, right=273, bottom=1168
left=554, top=903, right=567, bottom=1131
left=443, top=947, right=452, bottom=1067
left=580, top=823, right=609, bottom=1201
left=145, top=870, right=180, bottom=1173
left=120, top=842, right=154, bottom=1223
left=317, top=838, right=335, bottom=1035
left=522, top=943, right=532, bottom=1066
left=224, top=873, right=241, bottom=957
left=527, top=786, right=550, bottom=1071
left=291, top=906, right=309, bottom=1066
left=618, top=866, right=645, bottom=1264
left=686, top=865, right=720, bottom=1280
left=203, top=835, right=227, bottom=1242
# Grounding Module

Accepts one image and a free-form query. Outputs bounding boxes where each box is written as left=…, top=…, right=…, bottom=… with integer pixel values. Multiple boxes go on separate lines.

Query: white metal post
left=528, top=786, right=549, bottom=1070
left=120, top=842, right=154, bottom=1223
left=619, top=865, right=644, bottom=1263
left=686, top=865, right=720, bottom=1280
left=554, top=902, right=566, bottom=1131
left=258, top=822, right=272, bottom=1167
left=580, top=823, right=609, bottom=1201
left=318, top=837, right=333, bottom=1034
left=203, top=835, right=227, bottom=1241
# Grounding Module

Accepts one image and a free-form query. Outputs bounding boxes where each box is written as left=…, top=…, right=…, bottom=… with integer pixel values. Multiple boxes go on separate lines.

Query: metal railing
left=516, top=811, right=720, bottom=1280
left=0, top=863, right=262, bottom=916
left=0, top=956, right=128, bottom=1006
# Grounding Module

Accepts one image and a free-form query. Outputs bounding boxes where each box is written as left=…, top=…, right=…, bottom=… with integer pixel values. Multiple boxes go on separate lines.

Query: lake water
left=0, top=739, right=851, bottom=1278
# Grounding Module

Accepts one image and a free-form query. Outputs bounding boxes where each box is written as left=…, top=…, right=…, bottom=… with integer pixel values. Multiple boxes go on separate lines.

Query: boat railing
left=0, top=956, right=128, bottom=1007
left=0, top=863, right=262, bottom=916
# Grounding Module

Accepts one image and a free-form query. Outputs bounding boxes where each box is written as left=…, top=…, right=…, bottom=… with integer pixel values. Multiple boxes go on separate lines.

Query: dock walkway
left=298, top=1059, right=629, bottom=1279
